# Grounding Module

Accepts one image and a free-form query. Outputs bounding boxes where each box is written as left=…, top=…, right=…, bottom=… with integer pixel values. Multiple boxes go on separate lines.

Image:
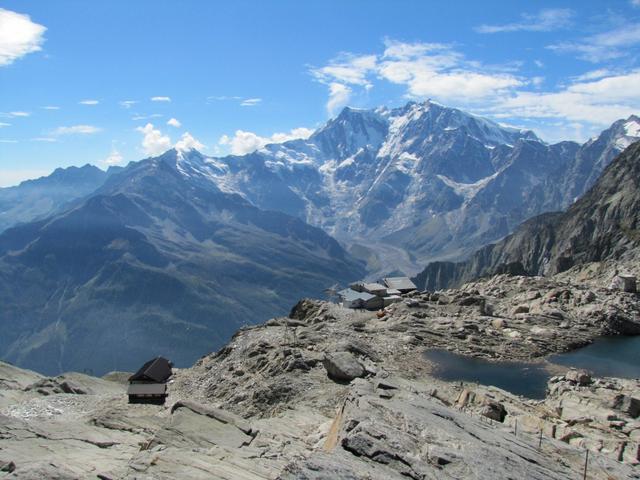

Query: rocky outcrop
left=1, top=263, right=639, bottom=478
left=414, top=141, right=640, bottom=290
left=322, top=352, right=366, bottom=382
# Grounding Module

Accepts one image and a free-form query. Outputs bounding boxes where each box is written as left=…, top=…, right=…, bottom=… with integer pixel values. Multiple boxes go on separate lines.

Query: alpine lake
left=423, top=335, right=640, bottom=400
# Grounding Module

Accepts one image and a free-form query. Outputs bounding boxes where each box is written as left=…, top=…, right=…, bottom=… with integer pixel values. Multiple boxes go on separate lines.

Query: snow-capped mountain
left=3, top=100, right=635, bottom=280
left=0, top=150, right=364, bottom=374
left=171, top=101, right=639, bottom=274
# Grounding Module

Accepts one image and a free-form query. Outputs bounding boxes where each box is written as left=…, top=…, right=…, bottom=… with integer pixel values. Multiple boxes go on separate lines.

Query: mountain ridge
left=0, top=149, right=364, bottom=375
left=413, top=140, right=640, bottom=290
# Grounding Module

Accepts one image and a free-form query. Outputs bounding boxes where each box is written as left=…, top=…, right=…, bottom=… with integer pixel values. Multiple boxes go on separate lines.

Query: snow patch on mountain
left=616, top=117, right=640, bottom=150
left=437, top=172, right=499, bottom=202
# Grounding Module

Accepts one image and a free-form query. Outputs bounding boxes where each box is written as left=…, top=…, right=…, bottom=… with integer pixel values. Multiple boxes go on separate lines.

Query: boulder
left=480, top=399, right=507, bottom=422
left=0, top=460, right=16, bottom=473
left=610, top=275, right=637, bottom=293
left=323, top=352, right=365, bottom=382
left=491, top=318, right=506, bottom=329
left=611, top=394, right=640, bottom=418
left=565, top=369, right=592, bottom=386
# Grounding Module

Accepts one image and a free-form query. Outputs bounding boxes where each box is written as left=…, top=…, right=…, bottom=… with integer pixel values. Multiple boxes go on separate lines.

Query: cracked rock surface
left=1, top=263, right=639, bottom=478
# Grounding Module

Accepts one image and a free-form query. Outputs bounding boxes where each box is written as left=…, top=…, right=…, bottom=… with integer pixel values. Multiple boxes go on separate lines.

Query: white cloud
left=310, top=40, right=526, bottom=115
left=103, top=148, right=124, bottom=166
left=167, top=117, right=181, bottom=128
left=207, top=95, right=243, bottom=101
left=0, top=122, right=10, bottom=127
left=0, top=8, right=46, bottom=66
left=218, top=127, right=313, bottom=155
left=313, top=40, right=523, bottom=110
left=240, top=98, right=262, bottom=107
left=311, top=53, right=379, bottom=114
left=548, top=23, right=640, bottom=62
left=175, top=132, right=204, bottom=151
left=0, top=139, right=17, bottom=143
left=484, top=70, right=640, bottom=139
left=42, top=105, right=60, bottom=110
left=312, top=54, right=377, bottom=87
left=119, top=100, right=137, bottom=109
left=2, top=111, right=30, bottom=117
left=208, top=96, right=265, bottom=107
left=31, top=137, right=57, bottom=142
left=475, top=9, right=574, bottom=34
left=79, top=99, right=99, bottom=105
left=326, top=83, right=352, bottom=116
left=531, top=76, right=544, bottom=87
left=379, top=41, right=523, bottom=101
left=136, top=123, right=171, bottom=156
left=571, top=69, right=616, bottom=82
left=51, top=125, right=101, bottom=135
left=314, top=39, right=640, bottom=142
left=132, top=113, right=163, bottom=121
left=151, top=96, right=171, bottom=102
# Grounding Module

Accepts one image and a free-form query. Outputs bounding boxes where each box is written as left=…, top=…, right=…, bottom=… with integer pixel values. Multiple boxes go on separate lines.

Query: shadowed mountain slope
left=414, top=141, right=640, bottom=291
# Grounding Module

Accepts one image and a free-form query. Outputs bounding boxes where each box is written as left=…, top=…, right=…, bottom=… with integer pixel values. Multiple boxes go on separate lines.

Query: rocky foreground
left=1, top=264, right=639, bottom=479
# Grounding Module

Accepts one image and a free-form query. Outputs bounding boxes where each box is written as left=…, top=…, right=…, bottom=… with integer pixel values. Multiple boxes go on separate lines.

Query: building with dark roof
left=127, top=357, right=172, bottom=404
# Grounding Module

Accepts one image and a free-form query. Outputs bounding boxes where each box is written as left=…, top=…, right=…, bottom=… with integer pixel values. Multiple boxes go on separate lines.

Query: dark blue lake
left=424, top=336, right=640, bottom=400
left=423, top=349, right=551, bottom=399
left=548, top=335, right=640, bottom=379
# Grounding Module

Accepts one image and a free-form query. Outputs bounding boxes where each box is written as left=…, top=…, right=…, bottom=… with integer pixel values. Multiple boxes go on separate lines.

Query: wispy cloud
left=119, top=100, right=137, bottom=109
left=548, top=22, right=640, bottom=62
left=311, top=40, right=523, bottom=115
left=167, top=118, right=181, bottom=128
left=207, top=95, right=264, bottom=108
left=483, top=70, right=640, bottom=132
left=1, top=111, right=31, bottom=118
left=131, top=113, right=163, bottom=121
left=31, top=137, right=57, bottom=142
left=207, top=95, right=243, bottom=102
left=218, top=127, right=313, bottom=155
left=0, top=8, right=46, bottom=66
left=312, top=53, right=377, bottom=87
left=0, top=139, right=18, bottom=143
left=240, top=98, right=262, bottom=107
left=151, top=96, right=171, bottom=102
left=475, top=9, right=574, bottom=34
left=571, top=69, right=616, bottom=82
left=326, top=83, right=352, bottom=116
left=51, top=125, right=101, bottom=135
left=311, top=53, right=377, bottom=114
left=79, top=99, right=99, bottom=105
left=314, top=39, right=640, bottom=142
left=0, top=122, right=10, bottom=127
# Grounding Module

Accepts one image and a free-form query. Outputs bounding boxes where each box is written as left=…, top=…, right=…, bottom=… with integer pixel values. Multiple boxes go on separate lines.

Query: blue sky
left=1, top=0, right=640, bottom=186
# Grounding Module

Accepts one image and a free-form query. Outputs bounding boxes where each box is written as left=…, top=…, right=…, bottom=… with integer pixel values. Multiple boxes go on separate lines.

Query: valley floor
left=1, top=260, right=639, bottom=479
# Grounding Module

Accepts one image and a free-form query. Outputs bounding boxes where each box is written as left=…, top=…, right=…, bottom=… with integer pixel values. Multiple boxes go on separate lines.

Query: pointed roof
left=128, top=357, right=172, bottom=383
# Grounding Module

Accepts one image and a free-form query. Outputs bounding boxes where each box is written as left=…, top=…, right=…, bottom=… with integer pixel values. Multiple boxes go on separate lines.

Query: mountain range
left=414, top=139, right=640, bottom=291
left=0, top=100, right=638, bottom=374
left=0, top=164, right=119, bottom=233
left=0, top=149, right=363, bottom=375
